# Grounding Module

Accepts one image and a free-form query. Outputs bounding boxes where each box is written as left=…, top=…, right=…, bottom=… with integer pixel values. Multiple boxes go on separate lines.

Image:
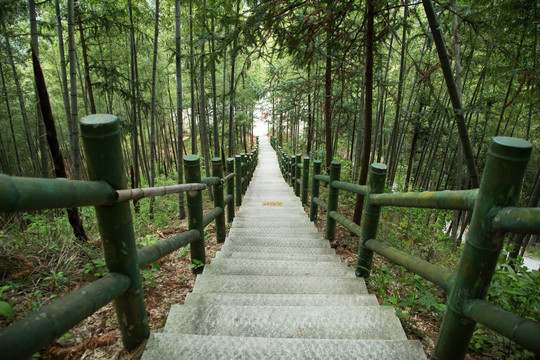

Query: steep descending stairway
left=142, top=137, right=427, bottom=359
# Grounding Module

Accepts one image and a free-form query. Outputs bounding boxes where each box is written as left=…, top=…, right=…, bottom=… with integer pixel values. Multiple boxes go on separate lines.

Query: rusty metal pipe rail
left=492, top=207, right=540, bottom=234
left=462, top=299, right=540, bottom=354
left=0, top=272, right=131, bottom=360
left=369, top=189, right=478, bottom=210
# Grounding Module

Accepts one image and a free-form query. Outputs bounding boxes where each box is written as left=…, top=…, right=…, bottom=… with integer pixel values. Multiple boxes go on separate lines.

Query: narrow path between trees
left=141, top=136, right=426, bottom=359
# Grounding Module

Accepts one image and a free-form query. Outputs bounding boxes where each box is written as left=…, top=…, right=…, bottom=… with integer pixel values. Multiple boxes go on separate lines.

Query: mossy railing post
left=80, top=114, right=149, bottom=350
left=310, top=160, right=321, bottom=222
left=235, top=155, right=242, bottom=206
left=290, top=155, right=295, bottom=187
left=295, top=154, right=301, bottom=197
left=184, top=155, right=205, bottom=274
left=433, top=137, right=532, bottom=360
left=302, top=156, right=310, bottom=205
left=226, top=158, right=235, bottom=222
left=325, top=160, right=341, bottom=241
left=212, top=157, right=225, bottom=243
left=241, top=153, right=247, bottom=194
left=356, top=163, right=387, bottom=278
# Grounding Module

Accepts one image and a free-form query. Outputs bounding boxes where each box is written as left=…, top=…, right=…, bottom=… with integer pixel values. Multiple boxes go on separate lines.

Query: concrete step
left=163, top=305, right=406, bottom=340
left=218, top=244, right=335, bottom=255
left=183, top=293, right=379, bottom=307
left=203, top=260, right=355, bottom=278
left=143, top=334, right=426, bottom=360
left=223, top=237, right=329, bottom=248
left=229, top=227, right=320, bottom=235
left=192, top=274, right=367, bottom=294
left=215, top=251, right=340, bottom=262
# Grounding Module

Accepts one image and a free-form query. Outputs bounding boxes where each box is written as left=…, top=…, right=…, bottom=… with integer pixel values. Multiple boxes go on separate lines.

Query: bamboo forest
left=0, top=0, right=538, bottom=359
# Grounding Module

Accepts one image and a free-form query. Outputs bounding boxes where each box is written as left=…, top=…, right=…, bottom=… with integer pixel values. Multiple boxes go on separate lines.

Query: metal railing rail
left=270, top=135, right=540, bottom=358
left=0, top=115, right=259, bottom=360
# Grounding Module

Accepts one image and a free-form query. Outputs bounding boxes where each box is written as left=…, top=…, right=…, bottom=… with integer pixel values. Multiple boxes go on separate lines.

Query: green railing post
left=325, top=160, right=341, bottom=241
left=295, top=154, right=301, bottom=197
left=235, top=155, right=242, bottom=206
left=433, top=137, right=532, bottom=360
left=356, top=163, right=387, bottom=278
left=212, top=157, right=225, bottom=243
left=184, top=155, right=205, bottom=274
left=302, top=156, right=310, bottom=205
left=80, top=114, right=149, bottom=350
left=226, top=158, right=235, bottom=222
left=290, top=155, right=295, bottom=187
left=241, top=153, right=247, bottom=194
left=310, top=160, right=321, bottom=222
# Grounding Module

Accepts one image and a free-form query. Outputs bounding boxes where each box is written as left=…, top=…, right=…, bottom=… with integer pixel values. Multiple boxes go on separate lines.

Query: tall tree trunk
left=31, top=46, right=87, bottom=242
left=189, top=0, right=197, bottom=154
left=210, top=17, right=220, bottom=158
left=68, top=0, right=83, bottom=179
left=422, top=0, right=479, bottom=188
left=175, top=0, right=186, bottom=218
left=3, top=32, right=39, bottom=174
left=353, top=0, right=374, bottom=225
left=29, top=0, right=50, bottom=178
left=228, top=0, right=240, bottom=157
left=149, top=0, right=160, bottom=216
left=0, top=61, right=21, bottom=175
left=74, top=0, right=96, bottom=114
left=306, top=63, right=313, bottom=154
left=199, top=4, right=213, bottom=200
left=324, top=0, right=334, bottom=170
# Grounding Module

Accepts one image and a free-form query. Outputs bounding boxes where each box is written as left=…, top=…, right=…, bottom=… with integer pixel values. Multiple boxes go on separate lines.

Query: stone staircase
left=142, top=137, right=427, bottom=359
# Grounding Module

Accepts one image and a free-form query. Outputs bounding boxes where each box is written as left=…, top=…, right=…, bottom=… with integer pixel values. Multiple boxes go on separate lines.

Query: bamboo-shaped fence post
left=310, top=160, right=321, bottom=222
left=326, top=160, right=341, bottom=241
left=235, top=155, right=242, bottom=206
left=212, top=157, right=225, bottom=243
left=226, top=158, right=235, bottom=222
left=295, top=154, right=301, bottom=197
left=356, top=163, right=387, bottom=277
left=80, top=114, right=149, bottom=350
left=302, top=156, right=310, bottom=205
left=184, top=154, right=205, bottom=273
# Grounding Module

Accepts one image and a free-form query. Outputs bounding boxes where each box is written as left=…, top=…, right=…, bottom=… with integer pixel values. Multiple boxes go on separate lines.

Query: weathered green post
left=325, top=160, right=341, bottom=241
left=356, top=163, right=387, bottom=278
left=184, top=155, right=205, bottom=273
left=212, top=157, right=225, bottom=243
left=226, top=158, right=235, bottom=222
left=80, top=114, right=149, bottom=350
left=235, top=155, right=242, bottom=206
left=295, top=154, right=301, bottom=197
left=302, top=156, right=310, bottom=205
left=433, top=137, right=532, bottom=360
left=241, top=153, right=247, bottom=194
left=290, top=155, right=295, bottom=186
left=310, top=160, right=321, bottom=222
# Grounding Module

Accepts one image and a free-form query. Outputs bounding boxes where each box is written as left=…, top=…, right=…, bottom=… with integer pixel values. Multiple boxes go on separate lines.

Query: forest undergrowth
left=0, top=175, right=227, bottom=359
left=308, top=185, right=539, bottom=359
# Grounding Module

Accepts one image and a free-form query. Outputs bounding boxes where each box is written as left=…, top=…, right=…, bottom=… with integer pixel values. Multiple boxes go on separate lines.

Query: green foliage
left=0, top=285, right=14, bottom=319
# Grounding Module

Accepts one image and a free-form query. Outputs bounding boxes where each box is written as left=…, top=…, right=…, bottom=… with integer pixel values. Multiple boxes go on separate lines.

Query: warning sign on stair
left=262, top=202, right=283, bottom=206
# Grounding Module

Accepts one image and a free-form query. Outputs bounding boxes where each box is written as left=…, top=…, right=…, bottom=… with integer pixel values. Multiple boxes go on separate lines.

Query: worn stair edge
left=163, top=305, right=406, bottom=340
left=183, top=293, right=379, bottom=307
left=223, top=238, right=330, bottom=249
left=208, top=257, right=347, bottom=268
left=215, top=251, right=340, bottom=262
left=217, top=244, right=336, bottom=255
left=142, top=334, right=427, bottom=360
left=192, top=274, right=367, bottom=294
left=202, top=262, right=355, bottom=278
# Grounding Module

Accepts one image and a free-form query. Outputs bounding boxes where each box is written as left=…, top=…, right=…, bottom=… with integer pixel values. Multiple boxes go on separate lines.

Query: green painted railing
left=271, top=135, right=540, bottom=359
left=0, top=114, right=258, bottom=360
